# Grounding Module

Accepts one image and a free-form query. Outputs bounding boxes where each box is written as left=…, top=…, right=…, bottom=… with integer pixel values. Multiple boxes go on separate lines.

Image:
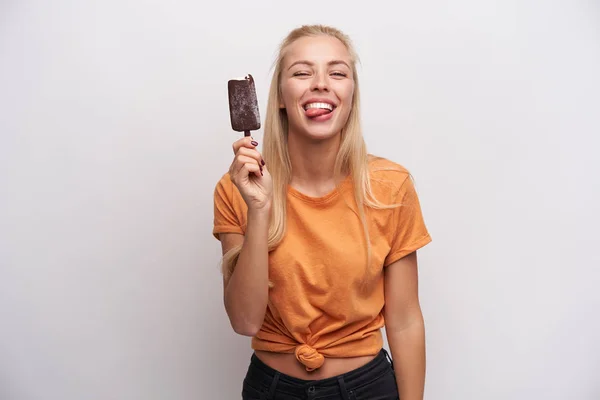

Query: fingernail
left=261, top=159, right=265, bottom=166
left=251, top=141, right=258, bottom=146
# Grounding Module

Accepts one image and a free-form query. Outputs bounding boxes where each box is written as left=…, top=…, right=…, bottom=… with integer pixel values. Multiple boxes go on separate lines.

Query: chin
left=298, top=125, right=342, bottom=142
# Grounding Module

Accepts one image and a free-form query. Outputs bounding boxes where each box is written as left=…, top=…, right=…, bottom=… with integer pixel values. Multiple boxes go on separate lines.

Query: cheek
left=343, top=84, right=355, bottom=103
left=334, top=82, right=354, bottom=104
left=280, top=80, right=305, bottom=104
left=280, top=88, right=295, bottom=109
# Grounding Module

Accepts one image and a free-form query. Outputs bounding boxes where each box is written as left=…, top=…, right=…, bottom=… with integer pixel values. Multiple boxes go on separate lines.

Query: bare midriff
left=254, top=350, right=377, bottom=380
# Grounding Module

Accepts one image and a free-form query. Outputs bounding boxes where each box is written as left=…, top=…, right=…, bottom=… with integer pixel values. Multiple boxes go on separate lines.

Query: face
left=279, top=35, right=355, bottom=142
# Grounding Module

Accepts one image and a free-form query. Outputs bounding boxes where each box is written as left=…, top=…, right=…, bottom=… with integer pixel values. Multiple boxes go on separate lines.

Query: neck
left=287, top=131, right=342, bottom=196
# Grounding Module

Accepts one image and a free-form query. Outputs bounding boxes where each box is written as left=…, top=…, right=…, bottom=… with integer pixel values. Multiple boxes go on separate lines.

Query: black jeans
left=242, top=349, right=399, bottom=400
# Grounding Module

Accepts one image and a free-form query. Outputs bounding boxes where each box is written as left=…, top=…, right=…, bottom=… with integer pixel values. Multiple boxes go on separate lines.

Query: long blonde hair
left=222, top=24, right=398, bottom=282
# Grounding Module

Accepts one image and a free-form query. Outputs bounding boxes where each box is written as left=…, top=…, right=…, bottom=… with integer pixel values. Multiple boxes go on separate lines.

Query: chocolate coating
left=227, top=74, right=261, bottom=132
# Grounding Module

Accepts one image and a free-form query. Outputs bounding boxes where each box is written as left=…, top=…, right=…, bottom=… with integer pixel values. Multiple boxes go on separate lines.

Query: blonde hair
left=222, top=24, right=399, bottom=283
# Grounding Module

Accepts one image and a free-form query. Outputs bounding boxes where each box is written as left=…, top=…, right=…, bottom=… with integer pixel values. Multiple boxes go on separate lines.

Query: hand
left=229, top=137, right=273, bottom=211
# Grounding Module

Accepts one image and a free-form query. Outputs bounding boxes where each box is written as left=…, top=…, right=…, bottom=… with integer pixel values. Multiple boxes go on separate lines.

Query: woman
left=213, top=24, right=432, bottom=400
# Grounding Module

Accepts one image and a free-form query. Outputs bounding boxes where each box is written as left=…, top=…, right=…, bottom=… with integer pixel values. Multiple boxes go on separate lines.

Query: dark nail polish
left=261, top=159, right=265, bottom=166
left=251, top=141, right=258, bottom=146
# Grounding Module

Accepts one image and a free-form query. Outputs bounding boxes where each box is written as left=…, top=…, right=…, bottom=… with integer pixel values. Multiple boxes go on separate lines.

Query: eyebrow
left=287, top=60, right=351, bottom=70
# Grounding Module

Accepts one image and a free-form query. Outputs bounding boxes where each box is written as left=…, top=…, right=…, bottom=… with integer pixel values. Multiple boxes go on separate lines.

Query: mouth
left=302, top=101, right=336, bottom=119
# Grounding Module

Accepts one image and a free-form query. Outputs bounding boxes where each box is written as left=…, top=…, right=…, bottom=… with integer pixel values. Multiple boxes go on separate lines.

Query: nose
left=310, top=71, right=328, bottom=92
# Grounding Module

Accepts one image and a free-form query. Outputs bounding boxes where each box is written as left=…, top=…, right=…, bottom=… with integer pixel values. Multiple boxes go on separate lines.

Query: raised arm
left=217, top=136, right=272, bottom=336
left=220, top=206, right=270, bottom=336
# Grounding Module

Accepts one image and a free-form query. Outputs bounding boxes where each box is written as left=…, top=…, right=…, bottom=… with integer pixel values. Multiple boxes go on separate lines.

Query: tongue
left=305, top=108, right=331, bottom=118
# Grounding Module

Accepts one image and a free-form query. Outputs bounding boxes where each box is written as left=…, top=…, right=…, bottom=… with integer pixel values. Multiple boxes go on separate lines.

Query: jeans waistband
left=246, top=348, right=394, bottom=399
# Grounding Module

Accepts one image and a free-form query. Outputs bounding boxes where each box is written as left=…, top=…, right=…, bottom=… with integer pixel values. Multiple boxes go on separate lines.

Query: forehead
left=283, top=35, right=352, bottom=66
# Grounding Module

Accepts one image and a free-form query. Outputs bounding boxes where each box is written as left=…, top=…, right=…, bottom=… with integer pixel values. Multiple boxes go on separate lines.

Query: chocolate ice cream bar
left=227, top=74, right=261, bottom=136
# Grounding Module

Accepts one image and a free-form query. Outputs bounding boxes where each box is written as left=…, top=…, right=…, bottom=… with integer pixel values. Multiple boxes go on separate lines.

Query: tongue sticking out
left=305, top=108, right=332, bottom=118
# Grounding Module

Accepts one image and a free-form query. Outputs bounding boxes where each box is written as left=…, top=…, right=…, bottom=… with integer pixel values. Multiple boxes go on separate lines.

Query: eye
left=331, top=72, right=348, bottom=77
left=293, top=71, right=310, bottom=77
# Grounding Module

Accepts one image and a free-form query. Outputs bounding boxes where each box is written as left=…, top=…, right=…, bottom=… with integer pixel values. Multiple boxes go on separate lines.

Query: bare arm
left=219, top=136, right=273, bottom=337
left=384, top=251, right=426, bottom=400
left=220, top=205, right=271, bottom=336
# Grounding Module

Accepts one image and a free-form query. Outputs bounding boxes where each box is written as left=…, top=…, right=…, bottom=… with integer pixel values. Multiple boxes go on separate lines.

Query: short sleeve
left=213, top=173, right=246, bottom=240
left=384, top=175, right=432, bottom=266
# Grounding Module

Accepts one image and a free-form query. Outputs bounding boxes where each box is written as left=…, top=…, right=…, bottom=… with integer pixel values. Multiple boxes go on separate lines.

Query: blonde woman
left=213, top=24, right=432, bottom=400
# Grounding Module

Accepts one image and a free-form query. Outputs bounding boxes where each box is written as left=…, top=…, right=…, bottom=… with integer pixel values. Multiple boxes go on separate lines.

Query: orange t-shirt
left=213, top=157, right=431, bottom=371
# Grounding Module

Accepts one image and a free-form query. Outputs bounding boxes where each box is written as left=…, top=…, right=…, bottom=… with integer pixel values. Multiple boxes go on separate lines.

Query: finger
left=232, top=136, right=259, bottom=155
left=232, top=155, right=262, bottom=179
left=233, top=154, right=260, bottom=174
left=237, top=147, right=264, bottom=167
left=241, top=162, right=262, bottom=179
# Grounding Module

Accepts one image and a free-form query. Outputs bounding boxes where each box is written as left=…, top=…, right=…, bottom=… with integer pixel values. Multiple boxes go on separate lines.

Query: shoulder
left=367, top=155, right=413, bottom=197
left=215, top=171, right=233, bottom=189
left=213, top=172, right=247, bottom=238
left=368, top=155, right=411, bottom=177
left=214, top=171, right=236, bottom=193
left=214, top=171, right=244, bottom=205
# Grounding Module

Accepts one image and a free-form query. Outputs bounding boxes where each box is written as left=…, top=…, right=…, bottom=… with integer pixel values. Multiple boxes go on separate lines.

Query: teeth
left=304, top=102, right=334, bottom=111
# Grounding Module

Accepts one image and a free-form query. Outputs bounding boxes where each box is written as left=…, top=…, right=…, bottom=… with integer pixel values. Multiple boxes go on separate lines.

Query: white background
left=1, top=1, right=599, bottom=399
